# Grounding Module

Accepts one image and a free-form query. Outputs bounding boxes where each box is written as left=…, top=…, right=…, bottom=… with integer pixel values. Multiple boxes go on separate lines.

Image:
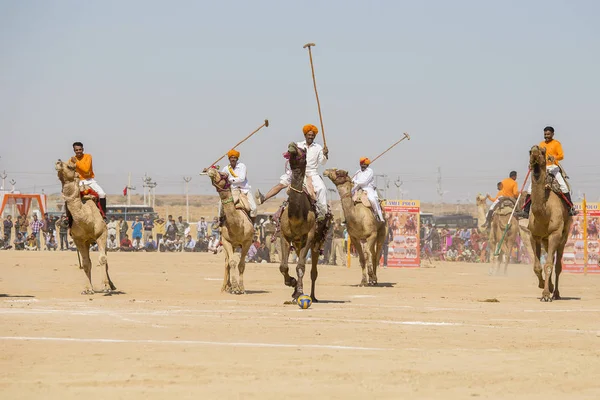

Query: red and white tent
left=0, top=193, right=47, bottom=217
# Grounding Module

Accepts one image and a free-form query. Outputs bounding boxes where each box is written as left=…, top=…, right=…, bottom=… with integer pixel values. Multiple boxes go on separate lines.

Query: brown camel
left=55, top=158, right=116, bottom=294
left=324, top=168, right=387, bottom=286
left=487, top=198, right=519, bottom=276
left=279, top=142, right=330, bottom=302
left=528, top=145, right=573, bottom=301
left=475, top=194, right=488, bottom=231
left=206, top=167, right=254, bottom=294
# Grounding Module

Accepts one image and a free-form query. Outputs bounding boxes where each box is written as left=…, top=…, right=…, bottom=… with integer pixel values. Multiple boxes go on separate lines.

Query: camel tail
left=106, top=261, right=117, bottom=291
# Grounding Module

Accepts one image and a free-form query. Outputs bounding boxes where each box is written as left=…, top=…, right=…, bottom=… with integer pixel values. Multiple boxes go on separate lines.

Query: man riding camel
left=72, top=141, right=107, bottom=216
left=515, top=126, right=577, bottom=218
left=352, top=157, right=384, bottom=222
left=219, top=149, right=257, bottom=221
left=481, top=171, right=518, bottom=229
left=258, top=124, right=329, bottom=222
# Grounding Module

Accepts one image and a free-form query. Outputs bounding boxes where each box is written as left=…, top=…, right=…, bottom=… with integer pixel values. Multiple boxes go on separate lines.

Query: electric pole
left=436, top=167, right=444, bottom=214
left=0, top=170, right=6, bottom=191
left=9, top=179, right=16, bottom=193
left=126, top=172, right=136, bottom=206
left=394, top=178, right=403, bottom=200
left=183, top=177, right=192, bottom=222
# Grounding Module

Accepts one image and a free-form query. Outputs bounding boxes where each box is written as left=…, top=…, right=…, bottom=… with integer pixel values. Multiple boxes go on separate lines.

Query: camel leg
left=76, top=240, right=94, bottom=294
left=552, top=227, right=569, bottom=300
left=221, top=240, right=234, bottom=293
left=279, top=236, right=297, bottom=290
left=294, top=241, right=311, bottom=299
left=542, top=238, right=554, bottom=294
left=96, top=230, right=113, bottom=293
left=237, top=242, right=252, bottom=294
left=309, top=246, right=320, bottom=302
left=372, top=228, right=385, bottom=286
left=541, top=232, right=561, bottom=302
left=365, top=234, right=378, bottom=285
left=352, top=236, right=368, bottom=286
left=531, top=236, right=544, bottom=289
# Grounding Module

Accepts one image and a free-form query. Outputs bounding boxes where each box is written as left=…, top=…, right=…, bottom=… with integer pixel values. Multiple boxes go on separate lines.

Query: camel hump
left=494, top=197, right=516, bottom=216
left=352, top=190, right=371, bottom=208
left=232, top=189, right=251, bottom=213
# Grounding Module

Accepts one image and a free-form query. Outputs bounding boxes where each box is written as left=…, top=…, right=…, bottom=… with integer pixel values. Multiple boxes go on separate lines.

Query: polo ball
left=297, top=295, right=312, bottom=309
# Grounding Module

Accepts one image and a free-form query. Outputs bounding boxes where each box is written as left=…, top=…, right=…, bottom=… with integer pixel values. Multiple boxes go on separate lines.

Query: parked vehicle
left=106, top=205, right=158, bottom=221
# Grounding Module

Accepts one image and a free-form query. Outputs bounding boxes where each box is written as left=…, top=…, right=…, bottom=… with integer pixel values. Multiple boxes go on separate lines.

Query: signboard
left=382, top=199, right=420, bottom=268
left=563, top=202, right=600, bottom=274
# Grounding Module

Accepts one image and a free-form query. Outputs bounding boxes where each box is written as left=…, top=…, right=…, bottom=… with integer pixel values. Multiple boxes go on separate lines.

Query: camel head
left=206, top=167, right=231, bottom=192
left=475, top=193, right=487, bottom=207
left=529, top=145, right=546, bottom=180
left=285, top=142, right=307, bottom=170
left=324, top=168, right=351, bottom=186
left=55, top=158, right=78, bottom=185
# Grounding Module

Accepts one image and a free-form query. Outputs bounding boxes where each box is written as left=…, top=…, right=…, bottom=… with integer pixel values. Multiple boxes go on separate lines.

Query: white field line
left=0, top=336, right=390, bottom=351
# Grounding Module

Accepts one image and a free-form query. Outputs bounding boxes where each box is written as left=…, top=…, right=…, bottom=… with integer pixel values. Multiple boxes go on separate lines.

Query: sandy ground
left=1, top=251, right=599, bottom=400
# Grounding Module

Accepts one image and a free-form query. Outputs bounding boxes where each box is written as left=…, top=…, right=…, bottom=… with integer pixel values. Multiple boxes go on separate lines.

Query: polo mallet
left=351, top=133, right=411, bottom=180
left=493, top=168, right=531, bottom=257
left=201, top=119, right=269, bottom=174
left=303, top=43, right=327, bottom=149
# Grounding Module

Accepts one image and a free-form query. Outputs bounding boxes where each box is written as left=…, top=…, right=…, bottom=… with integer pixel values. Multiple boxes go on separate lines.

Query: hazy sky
left=2, top=0, right=599, bottom=204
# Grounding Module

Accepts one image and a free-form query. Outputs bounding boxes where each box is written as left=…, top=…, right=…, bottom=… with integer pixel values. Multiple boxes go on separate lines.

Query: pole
left=0, top=170, right=6, bottom=190
left=127, top=173, right=131, bottom=206
left=206, top=119, right=269, bottom=169
left=346, top=236, right=351, bottom=268
left=184, top=177, right=192, bottom=223
left=351, top=133, right=410, bottom=180
left=142, top=174, right=147, bottom=206
left=303, top=43, right=327, bottom=148
left=494, top=168, right=532, bottom=256
left=583, top=194, right=588, bottom=275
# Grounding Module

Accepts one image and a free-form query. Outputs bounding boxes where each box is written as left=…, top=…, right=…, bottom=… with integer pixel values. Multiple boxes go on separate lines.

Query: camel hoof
left=540, top=294, right=552, bottom=302
left=81, top=289, right=94, bottom=295
left=289, top=277, right=298, bottom=288
left=311, top=296, right=319, bottom=303
left=359, top=279, right=368, bottom=287
left=552, top=292, right=561, bottom=300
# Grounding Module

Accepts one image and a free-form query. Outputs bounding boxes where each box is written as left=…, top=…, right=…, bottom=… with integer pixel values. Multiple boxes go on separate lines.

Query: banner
left=382, top=200, right=420, bottom=268
left=563, top=202, right=600, bottom=274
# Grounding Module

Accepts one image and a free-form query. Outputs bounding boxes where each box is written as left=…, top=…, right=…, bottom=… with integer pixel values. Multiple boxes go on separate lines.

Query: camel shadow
left=244, top=290, right=271, bottom=295
left=0, top=294, right=35, bottom=298
left=101, top=290, right=127, bottom=296
left=314, top=299, right=350, bottom=304
left=344, top=282, right=396, bottom=288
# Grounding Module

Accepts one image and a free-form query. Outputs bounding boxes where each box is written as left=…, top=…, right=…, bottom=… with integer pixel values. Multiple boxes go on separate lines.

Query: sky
left=1, top=0, right=599, bottom=204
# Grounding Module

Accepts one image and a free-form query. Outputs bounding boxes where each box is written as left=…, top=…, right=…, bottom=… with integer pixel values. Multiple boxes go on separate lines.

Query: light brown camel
left=206, top=167, right=254, bottom=294
left=475, top=194, right=488, bottom=231
left=279, top=143, right=331, bottom=302
left=487, top=198, right=519, bottom=276
left=55, top=158, right=116, bottom=294
left=324, top=168, right=387, bottom=286
left=528, top=145, right=573, bottom=301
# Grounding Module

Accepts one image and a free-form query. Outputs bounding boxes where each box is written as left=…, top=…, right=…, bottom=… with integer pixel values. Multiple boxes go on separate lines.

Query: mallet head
left=404, top=132, right=411, bottom=140
left=303, top=43, right=316, bottom=49
left=265, top=119, right=269, bottom=127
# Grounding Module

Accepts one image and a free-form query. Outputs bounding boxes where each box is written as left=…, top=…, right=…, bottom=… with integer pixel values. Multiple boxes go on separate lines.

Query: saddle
left=493, top=197, right=516, bottom=217
left=352, top=189, right=371, bottom=208
left=79, top=186, right=105, bottom=218
left=231, top=188, right=252, bottom=214
left=544, top=172, right=563, bottom=194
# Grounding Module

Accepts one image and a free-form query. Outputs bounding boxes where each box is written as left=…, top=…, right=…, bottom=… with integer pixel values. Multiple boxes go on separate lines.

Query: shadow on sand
left=0, top=294, right=35, bottom=298
left=344, top=282, right=396, bottom=288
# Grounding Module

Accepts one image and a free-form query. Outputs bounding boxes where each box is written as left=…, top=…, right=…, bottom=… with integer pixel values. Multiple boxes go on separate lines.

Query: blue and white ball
left=297, top=294, right=312, bottom=309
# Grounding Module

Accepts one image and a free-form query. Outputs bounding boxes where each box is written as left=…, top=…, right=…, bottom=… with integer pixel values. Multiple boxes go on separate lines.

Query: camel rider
left=72, top=142, right=107, bottom=216
left=481, top=171, right=518, bottom=229
left=219, top=149, right=257, bottom=220
left=516, top=126, right=577, bottom=218
left=258, top=124, right=329, bottom=221
left=352, top=157, right=384, bottom=222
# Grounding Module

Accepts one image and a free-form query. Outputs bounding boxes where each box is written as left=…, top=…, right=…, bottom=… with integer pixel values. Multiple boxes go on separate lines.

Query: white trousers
left=78, top=179, right=106, bottom=198
left=526, top=165, right=569, bottom=194
left=280, top=173, right=327, bottom=217
left=363, top=187, right=383, bottom=220
left=488, top=198, right=500, bottom=212
left=218, top=189, right=257, bottom=217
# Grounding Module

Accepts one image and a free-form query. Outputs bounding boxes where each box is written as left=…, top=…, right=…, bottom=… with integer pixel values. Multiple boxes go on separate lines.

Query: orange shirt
left=500, top=177, right=518, bottom=198
left=75, top=154, right=95, bottom=180
left=487, top=190, right=502, bottom=202
left=539, top=139, right=563, bottom=166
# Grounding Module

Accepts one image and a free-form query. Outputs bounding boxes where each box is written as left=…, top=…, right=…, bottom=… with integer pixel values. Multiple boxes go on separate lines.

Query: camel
left=279, top=142, right=330, bottom=302
left=528, top=145, right=573, bottom=301
left=324, top=168, right=387, bottom=286
left=206, top=168, right=254, bottom=294
left=55, top=158, right=116, bottom=294
left=475, top=194, right=487, bottom=231
left=487, top=199, right=519, bottom=276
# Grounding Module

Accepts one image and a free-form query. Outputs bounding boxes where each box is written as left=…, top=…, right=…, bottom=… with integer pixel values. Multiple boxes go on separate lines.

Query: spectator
left=19, top=215, right=29, bottom=241
left=382, top=218, right=393, bottom=267
left=144, top=235, right=157, bottom=252
left=208, top=236, right=221, bottom=254
left=57, top=214, right=69, bottom=251
left=184, top=234, right=196, bottom=252
left=176, top=216, right=188, bottom=239
left=195, top=238, right=208, bottom=252
left=256, top=242, right=270, bottom=263
left=118, top=217, right=128, bottom=242
left=120, top=234, right=133, bottom=252
left=165, top=218, right=177, bottom=241
left=197, top=217, right=208, bottom=240
left=13, top=232, right=25, bottom=250
left=446, top=245, right=458, bottom=261
left=132, top=237, right=144, bottom=251
left=0, top=234, right=12, bottom=250
left=46, top=236, right=58, bottom=251
left=29, top=214, right=44, bottom=250
left=14, top=215, right=22, bottom=239
left=25, top=234, right=38, bottom=251
left=246, top=236, right=260, bottom=262
left=131, top=217, right=143, bottom=242
left=107, top=216, right=118, bottom=240
left=143, top=214, right=154, bottom=242
left=3, top=215, right=13, bottom=242
left=210, top=216, right=220, bottom=241
left=107, top=234, right=119, bottom=251
left=41, top=212, right=52, bottom=248
left=154, top=217, right=165, bottom=244
left=329, top=219, right=346, bottom=266
left=172, top=234, right=183, bottom=252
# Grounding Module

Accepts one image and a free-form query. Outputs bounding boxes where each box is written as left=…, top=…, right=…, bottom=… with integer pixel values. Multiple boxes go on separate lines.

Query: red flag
left=123, top=186, right=128, bottom=196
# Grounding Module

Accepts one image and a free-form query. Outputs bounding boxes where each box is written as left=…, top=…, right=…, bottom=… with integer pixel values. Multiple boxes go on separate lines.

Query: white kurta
left=220, top=162, right=257, bottom=216
left=280, top=140, right=328, bottom=217
left=352, top=167, right=383, bottom=221
left=526, top=165, right=569, bottom=194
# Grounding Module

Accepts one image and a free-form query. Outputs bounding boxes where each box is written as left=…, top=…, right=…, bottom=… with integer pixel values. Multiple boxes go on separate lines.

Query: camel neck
left=62, top=182, right=83, bottom=213
left=530, top=164, right=547, bottom=215
left=290, top=167, right=305, bottom=193
left=337, top=182, right=356, bottom=220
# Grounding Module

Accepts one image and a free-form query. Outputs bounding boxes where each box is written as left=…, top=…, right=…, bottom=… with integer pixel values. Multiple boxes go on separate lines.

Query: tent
left=0, top=193, right=47, bottom=217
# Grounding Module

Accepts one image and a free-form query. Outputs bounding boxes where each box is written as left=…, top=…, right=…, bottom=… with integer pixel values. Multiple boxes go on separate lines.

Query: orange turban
left=227, top=149, right=240, bottom=158
left=359, top=157, right=371, bottom=165
left=302, top=124, right=319, bottom=135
